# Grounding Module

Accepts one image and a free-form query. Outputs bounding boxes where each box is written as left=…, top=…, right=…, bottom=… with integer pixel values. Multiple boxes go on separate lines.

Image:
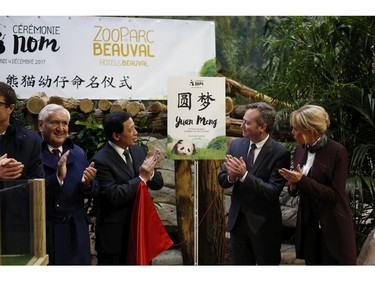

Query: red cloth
left=127, top=181, right=174, bottom=265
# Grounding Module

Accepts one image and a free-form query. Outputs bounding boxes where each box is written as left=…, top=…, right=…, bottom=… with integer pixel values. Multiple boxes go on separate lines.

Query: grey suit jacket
left=218, top=137, right=290, bottom=235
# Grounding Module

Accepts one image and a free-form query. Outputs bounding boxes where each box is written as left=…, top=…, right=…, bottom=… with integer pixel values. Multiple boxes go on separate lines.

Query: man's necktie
left=124, top=150, right=135, bottom=176
left=52, top=149, right=61, bottom=160
left=248, top=143, right=257, bottom=167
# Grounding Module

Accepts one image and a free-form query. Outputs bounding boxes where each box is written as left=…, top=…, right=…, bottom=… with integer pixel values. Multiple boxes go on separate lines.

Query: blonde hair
left=290, top=105, right=330, bottom=136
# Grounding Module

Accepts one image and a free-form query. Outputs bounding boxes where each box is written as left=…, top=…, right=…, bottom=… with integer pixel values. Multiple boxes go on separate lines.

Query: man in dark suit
left=92, top=111, right=164, bottom=265
left=218, top=102, right=290, bottom=265
left=0, top=81, right=44, bottom=180
left=0, top=81, right=45, bottom=255
left=38, top=104, right=98, bottom=265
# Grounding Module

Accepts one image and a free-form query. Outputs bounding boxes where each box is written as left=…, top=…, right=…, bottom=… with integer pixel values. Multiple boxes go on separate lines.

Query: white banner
left=0, top=16, right=215, bottom=99
left=167, top=77, right=226, bottom=160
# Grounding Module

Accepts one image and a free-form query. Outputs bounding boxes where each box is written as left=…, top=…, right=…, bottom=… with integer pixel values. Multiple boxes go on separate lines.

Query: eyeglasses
left=0, top=101, right=9, bottom=107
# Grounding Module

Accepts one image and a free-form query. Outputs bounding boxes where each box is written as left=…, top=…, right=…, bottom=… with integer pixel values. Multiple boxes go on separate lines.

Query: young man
left=0, top=81, right=44, bottom=255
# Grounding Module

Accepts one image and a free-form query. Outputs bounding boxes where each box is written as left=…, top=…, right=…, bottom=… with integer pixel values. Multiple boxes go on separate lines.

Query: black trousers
left=303, top=225, right=338, bottom=265
left=97, top=253, right=126, bottom=265
left=230, top=212, right=281, bottom=265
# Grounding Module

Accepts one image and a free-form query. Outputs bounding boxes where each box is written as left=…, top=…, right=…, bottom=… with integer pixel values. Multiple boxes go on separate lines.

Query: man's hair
left=0, top=82, right=17, bottom=106
left=38, top=103, right=71, bottom=122
left=103, top=111, right=132, bottom=141
left=246, top=102, right=276, bottom=133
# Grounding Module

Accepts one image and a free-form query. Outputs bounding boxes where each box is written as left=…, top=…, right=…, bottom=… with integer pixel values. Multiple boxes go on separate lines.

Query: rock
left=152, top=249, right=183, bottom=265
left=154, top=202, right=177, bottom=231
left=150, top=186, right=176, bottom=205
left=357, top=228, right=375, bottom=265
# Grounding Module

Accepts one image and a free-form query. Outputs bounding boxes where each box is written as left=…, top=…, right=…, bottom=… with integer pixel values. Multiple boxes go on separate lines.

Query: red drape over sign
left=127, top=181, right=174, bottom=265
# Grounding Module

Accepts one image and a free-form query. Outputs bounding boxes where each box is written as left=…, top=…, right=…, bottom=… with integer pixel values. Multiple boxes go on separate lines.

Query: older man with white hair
left=38, top=103, right=98, bottom=265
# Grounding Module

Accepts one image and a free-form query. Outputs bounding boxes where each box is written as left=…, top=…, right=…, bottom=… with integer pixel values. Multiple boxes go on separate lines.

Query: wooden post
left=175, top=160, right=194, bottom=265
left=30, top=178, right=48, bottom=265
left=198, top=160, right=226, bottom=264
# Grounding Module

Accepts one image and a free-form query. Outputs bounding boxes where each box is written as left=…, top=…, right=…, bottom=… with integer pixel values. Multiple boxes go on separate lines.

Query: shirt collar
left=251, top=134, right=269, bottom=149
left=48, top=144, right=62, bottom=153
left=109, top=141, right=129, bottom=156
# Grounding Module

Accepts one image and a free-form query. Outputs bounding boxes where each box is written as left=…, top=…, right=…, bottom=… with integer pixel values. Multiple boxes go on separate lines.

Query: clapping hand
left=82, top=162, right=96, bottom=187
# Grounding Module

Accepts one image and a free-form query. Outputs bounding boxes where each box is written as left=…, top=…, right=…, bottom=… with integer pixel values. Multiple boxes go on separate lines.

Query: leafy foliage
left=200, top=58, right=218, bottom=77
left=207, top=135, right=226, bottom=151
left=69, top=112, right=106, bottom=161
left=257, top=16, right=375, bottom=251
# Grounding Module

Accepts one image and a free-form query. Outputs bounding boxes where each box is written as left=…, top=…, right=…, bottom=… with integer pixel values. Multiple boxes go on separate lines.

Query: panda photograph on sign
left=169, top=139, right=197, bottom=156
left=167, top=76, right=226, bottom=160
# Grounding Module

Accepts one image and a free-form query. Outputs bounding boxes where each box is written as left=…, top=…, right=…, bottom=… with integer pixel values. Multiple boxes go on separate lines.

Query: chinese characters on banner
left=167, top=77, right=226, bottom=160
left=0, top=16, right=215, bottom=99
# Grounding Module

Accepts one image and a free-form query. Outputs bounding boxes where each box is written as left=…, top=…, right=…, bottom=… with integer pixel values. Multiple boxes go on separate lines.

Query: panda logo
left=171, top=139, right=196, bottom=156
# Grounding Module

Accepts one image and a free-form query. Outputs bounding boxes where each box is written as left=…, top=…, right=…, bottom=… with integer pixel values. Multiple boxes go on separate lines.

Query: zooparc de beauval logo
left=0, top=22, right=61, bottom=55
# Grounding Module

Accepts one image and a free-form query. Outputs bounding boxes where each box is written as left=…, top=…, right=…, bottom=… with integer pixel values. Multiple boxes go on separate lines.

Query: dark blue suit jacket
left=0, top=118, right=44, bottom=179
left=0, top=119, right=44, bottom=255
left=92, top=142, right=164, bottom=256
left=218, top=137, right=290, bottom=236
left=42, top=138, right=98, bottom=265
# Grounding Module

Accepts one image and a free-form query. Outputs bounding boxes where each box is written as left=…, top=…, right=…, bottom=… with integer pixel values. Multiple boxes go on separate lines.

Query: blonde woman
left=279, top=105, right=357, bottom=265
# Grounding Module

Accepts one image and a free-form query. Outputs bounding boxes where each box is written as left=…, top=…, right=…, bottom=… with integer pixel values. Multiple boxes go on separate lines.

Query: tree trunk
left=79, top=98, right=95, bottom=113
left=148, top=101, right=167, bottom=114
left=175, top=160, right=194, bottom=265
left=198, top=160, right=226, bottom=264
left=126, top=101, right=145, bottom=117
left=133, top=112, right=167, bottom=135
left=110, top=99, right=129, bottom=112
left=98, top=99, right=112, bottom=112
left=226, top=116, right=244, bottom=137
left=26, top=92, right=48, bottom=114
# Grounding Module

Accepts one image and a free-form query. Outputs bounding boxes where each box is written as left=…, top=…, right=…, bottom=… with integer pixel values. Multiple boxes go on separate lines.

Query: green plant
left=13, top=100, right=32, bottom=129
left=346, top=176, right=375, bottom=253
left=257, top=16, right=375, bottom=252
left=207, top=135, right=226, bottom=151
left=134, top=115, right=150, bottom=150
left=69, top=112, right=106, bottom=160
left=200, top=58, right=218, bottom=77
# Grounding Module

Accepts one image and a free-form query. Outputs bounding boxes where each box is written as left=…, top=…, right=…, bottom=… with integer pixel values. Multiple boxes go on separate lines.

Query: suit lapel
left=240, top=139, right=251, bottom=159
left=128, top=147, right=140, bottom=176
left=105, top=143, right=135, bottom=178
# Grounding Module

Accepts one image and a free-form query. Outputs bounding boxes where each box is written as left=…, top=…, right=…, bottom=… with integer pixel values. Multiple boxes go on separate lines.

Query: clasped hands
left=224, top=155, right=247, bottom=181
left=0, top=153, right=24, bottom=180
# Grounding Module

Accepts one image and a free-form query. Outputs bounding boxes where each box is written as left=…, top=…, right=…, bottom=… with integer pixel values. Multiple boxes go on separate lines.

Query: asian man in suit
left=218, top=102, right=291, bottom=265
left=92, top=111, right=164, bottom=265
